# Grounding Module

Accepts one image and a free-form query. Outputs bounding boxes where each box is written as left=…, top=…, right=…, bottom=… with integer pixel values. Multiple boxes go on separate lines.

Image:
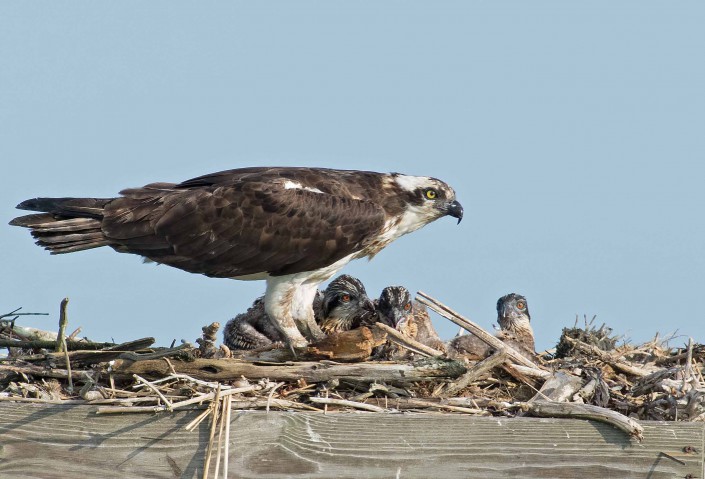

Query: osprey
left=10, top=166, right=463, bottom=348
left=448, top=293, right=535, bottom=360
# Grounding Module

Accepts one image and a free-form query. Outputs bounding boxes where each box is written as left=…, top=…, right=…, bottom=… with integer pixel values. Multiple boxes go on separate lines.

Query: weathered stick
left=525, top=400, right=644, bottom=441
left=0, top=362, right=91, bottom=380
left=110, top=357, right=467, bottom=384
left=563, top=337, right=651, bottom=377
left=416, top=292, right=543, bottom=371
left=443, top=350, right=508, bottom=397
left=55, top=298, right=69, bottom=353
left=527, top=371, right=584, bottom=404
left=305, top=326, right=388, bottom=361
left=309, top=397, right=386, bottom=412
left=373, top=323, right=445, bottom=358
left=118, top=342, right=193, bottom=361
left=0, top=338, right=133, bottom=352
left=96, top=397, right=320, bottom=414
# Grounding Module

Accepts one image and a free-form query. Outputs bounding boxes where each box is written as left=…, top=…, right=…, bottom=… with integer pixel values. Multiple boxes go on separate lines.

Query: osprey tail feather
left=10, top=197, right=113, bottom=254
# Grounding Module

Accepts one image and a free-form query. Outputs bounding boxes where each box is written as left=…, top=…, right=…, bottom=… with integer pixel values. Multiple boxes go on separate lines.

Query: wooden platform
left=0, top=402, right=702, bottom=478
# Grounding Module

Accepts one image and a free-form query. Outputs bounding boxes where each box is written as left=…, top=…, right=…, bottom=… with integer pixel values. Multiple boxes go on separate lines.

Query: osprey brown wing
left=101, top=179, right=387, bottom=278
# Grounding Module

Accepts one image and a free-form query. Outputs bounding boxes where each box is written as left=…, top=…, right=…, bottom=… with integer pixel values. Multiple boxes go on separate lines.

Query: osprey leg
left=292, top=281, right=326, bottom=342
left=263, top=278, right=310, bottom=348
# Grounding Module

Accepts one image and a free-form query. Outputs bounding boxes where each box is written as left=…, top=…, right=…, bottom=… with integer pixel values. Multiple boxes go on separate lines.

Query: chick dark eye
left=516, top=301, right=525, bottom=309
left=341, top=294, right=351, bottom=302
left=403, top=303, right=411, bottom=311
left=424, top=189, right=437, bottom=200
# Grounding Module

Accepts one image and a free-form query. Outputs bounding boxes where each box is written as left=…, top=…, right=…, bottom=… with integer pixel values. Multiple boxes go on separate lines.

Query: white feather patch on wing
left=283, top=180, right=324, bottom=194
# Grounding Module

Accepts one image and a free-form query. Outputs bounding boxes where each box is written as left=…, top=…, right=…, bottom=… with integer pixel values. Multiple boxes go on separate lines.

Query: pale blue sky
left=1, top=2, right=703, bottom=351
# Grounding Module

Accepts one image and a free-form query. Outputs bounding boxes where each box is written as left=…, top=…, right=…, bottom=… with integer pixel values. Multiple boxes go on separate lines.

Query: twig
left=563, top=336, right=650, bottom=377
left=308, top=397, right=386, bottom=412
left=119, top=342, right=193, bottom=361
left=95, top=385, right=261, bottom=414
left=202, top=384, right=222, bottom=479
left=401, top=398, right=487, bottom=414
left=133, top=374, right=173, bottom=410
left=373, top=322, right=444, bottom=358
left=266, top=382, right=284, bottom=413
left=63, top=345, right=73, bottom=393
left=133, top=372, right=222, bottom=390
left=213, top=395, right=226, bottom=479
left=222, top=395, right=231, bottom=479
left=443, top=350, right=508, bottom=396
left=0, top=362, right=90, bottom=380
left=184, top=408, right=212, bottom=432
left=0, top=308, right=49, bottom=320
left=684, top=337, right=694, bottom=384
left=55, top=298, right=69, bottom=353
left=67, top=327, right=82, bottom=341
left=0, top=396, right=85, bottom=405
left=0, top=338, right=136, bottom=352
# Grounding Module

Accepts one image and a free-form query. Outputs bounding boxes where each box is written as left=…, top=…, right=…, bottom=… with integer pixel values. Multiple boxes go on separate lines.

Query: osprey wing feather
left=10, top=166, right=463, bottom=348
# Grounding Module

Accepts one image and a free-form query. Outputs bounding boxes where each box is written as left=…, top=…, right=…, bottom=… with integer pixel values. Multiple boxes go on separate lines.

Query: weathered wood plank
left=0, top=403, right=702, bottom=479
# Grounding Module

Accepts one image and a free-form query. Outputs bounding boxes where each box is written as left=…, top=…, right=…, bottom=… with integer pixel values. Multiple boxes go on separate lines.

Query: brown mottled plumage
left=11, top=167, right=463, bottom=349
left=315, top=275, right=376, bottom=334
left=448, top=293, right=535, bottom=360
left=372, top=286, right=418, bottom=360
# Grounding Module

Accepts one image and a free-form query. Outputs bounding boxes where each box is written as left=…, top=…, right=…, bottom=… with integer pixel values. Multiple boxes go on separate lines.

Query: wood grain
left=0, top=403, right=702, bottom=479
left=111, top=357, right=467, bottom=384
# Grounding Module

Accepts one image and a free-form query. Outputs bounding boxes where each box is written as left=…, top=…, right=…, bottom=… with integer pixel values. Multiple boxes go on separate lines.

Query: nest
left=2, top=294, right=703, bottom=446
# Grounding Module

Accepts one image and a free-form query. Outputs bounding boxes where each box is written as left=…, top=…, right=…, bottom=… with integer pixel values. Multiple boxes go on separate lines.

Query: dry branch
left=443, top=350, right=508, bottom=396
left=110, top=357, right=467, bottom=384
left=525, top=400, right=644, bottom=441
left=563, top=336, right=652, bottom=377
left=373, top=322, right=445, bottom=358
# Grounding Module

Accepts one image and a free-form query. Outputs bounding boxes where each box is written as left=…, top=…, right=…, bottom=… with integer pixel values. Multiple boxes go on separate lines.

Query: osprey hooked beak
left=446, top=200, right=464, bottom=224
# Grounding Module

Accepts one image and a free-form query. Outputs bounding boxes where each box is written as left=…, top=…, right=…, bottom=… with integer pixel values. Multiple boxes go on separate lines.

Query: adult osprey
left=10, top=166, right=463, bottom=348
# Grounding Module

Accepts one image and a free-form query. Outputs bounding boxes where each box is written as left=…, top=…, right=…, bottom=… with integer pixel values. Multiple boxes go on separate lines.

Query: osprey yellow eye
left=404, top=302, right=411, bottom=311
left=425, top=189, right=437, bottom=200
left=516, top=301, right=525, bottom=310
left=341, top=294, right=351, bottom=302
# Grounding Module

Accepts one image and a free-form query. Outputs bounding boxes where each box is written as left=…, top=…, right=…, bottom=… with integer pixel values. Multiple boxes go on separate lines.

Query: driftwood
left=529, top=371, right=584, bottom=403
left=563, top=336, right=652, bottom=377
left=0, top=338, right=120, bottom=351
left=110, top=357, right=467, bottom=384
left=3, top=338, right=156, bottom=365
left=306, top=326, right=388, bottom=361
left=373, top=322, right=445, bottom=358
left=443, top=350, right=508, bottom=396
left=525, top=400, right=645, bottom=440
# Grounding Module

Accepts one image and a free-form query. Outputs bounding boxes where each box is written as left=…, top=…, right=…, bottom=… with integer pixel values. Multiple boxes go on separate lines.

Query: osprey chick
left=10, top=167, right=463, bottom=348
left=223, top=274, right=374, bottom=350
left=448, top=293, right=535, bottom=360
left=373, top=286, right=418, bottom=360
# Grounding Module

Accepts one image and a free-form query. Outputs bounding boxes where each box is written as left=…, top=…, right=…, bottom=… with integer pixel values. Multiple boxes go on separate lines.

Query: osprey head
left=392, top=174, right=464, bottom=225
left=377, top=286, right=414, bottom=331
left=497, top=293, right=531, bottom=331
left=321, top=274, right=375, bottom=326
